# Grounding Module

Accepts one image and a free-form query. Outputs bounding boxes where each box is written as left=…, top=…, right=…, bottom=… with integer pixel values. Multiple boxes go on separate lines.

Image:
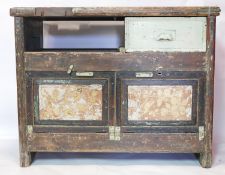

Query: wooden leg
left=199, top=151, right=212, bottom=168
left=20, top=152, right=35, bottom=167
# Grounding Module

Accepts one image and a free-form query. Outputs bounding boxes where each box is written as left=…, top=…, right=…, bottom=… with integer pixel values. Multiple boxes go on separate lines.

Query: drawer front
left=26, top=71, right=114, bottom=133
left=117, top=71, right=206, bottom=133
left=125, top=17, right=206, bottom=52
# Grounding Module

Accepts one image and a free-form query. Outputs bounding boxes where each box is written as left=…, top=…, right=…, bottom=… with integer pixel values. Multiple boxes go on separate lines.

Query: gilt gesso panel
left=128, top=85, right=193, bottom=121
left=39, top=84, right=103, bottom=121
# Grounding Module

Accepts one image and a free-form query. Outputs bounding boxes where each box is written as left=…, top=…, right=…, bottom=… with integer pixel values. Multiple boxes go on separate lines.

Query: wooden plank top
left=10, top=7, right=220, bottom=17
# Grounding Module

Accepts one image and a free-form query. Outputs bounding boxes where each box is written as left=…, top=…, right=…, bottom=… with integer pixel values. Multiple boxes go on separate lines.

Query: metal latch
left=136, top=72, right=153, bottom=78
left=199, top=126, right=205, bottom=141
left=67, top=64, right=74, bottom=75
left=109, top=126, right=121, bottom=141
left=27, top=125, right=33, bottom=134
left=76, top=72, right=94, bottom=77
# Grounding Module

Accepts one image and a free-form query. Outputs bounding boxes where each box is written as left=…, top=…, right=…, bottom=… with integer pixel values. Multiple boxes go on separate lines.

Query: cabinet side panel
left=15, top=17, right=32, bottom=166
left=199, top=16, right=216, bottom=168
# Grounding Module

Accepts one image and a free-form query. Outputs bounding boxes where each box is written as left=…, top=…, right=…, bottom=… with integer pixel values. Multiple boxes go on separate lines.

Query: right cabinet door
left=117, top=71, right=206, bottom=133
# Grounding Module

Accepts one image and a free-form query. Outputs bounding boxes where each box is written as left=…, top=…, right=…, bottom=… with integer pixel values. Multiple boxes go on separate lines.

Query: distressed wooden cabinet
left=10, top=7, right=220, bottom=167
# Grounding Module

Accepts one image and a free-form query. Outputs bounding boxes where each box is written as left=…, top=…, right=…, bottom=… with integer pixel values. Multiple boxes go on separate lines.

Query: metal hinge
left=199, top=126, right=205, bottom=141
left=109, top=126, right=121, bottom=141
left=27, top=125, right=33, bottom=134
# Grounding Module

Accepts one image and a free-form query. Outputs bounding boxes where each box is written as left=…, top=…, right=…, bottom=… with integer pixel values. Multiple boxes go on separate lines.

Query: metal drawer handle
left=67, top=64, right=74, bottom=75
left=72, top=8, right=79, bottom=14
left=156, top=33, right=174, bottom=41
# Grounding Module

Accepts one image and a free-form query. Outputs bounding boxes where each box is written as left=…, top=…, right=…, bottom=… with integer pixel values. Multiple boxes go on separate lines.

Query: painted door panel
left=38, top=83, right=103, bottom=121
left=127, top=85, right=193, bottom=121
left=117, top=71, right=206, bottom=133
left=26, top=71, right=114, bottom=133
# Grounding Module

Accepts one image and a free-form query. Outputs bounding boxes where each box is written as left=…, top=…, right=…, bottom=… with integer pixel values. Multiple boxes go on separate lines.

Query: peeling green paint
left=34, top=95, right=39, bottom=119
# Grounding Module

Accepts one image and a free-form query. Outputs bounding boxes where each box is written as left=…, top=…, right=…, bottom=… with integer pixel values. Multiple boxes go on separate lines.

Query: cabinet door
left=26, top=71, right=114, bottom=133
left=117, top=71, right=205, bottom=133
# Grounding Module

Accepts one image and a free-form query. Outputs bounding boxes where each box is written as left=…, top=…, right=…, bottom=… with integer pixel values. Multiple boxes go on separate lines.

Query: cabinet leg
left=20, top=152, right=35, bottom=167
left=199, top=151, right=212, bottom=168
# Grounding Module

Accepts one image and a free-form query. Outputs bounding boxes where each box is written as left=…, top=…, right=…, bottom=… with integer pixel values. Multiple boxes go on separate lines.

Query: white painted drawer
left=125, top=17, right=206, bottom=52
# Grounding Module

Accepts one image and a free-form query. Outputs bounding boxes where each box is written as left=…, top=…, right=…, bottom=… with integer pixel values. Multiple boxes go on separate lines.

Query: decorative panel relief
left=39, top=84, right=102, bottom=120
left=128, top=85, right=193, bottom=121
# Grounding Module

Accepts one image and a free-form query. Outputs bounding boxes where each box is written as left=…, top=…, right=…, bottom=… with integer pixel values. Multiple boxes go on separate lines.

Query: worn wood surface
left=198, top=16, right=216, bottom=168
left=117, top=71, right=206, bottom=130
left=26, top=71, right=114, bottom=129
left=24, top=19, right=43, bottom=51
left=11, top=7, right=219, bottom=167
left=10, top=7, right=220, bottom=17
left=27, top=133, right=203, bottom=153
left=14, top=17, right=33, bottom=167
left=24, top=52, right=207, bottom=72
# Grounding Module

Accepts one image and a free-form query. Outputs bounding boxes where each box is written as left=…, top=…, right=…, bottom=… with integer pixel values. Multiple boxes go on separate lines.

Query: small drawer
left=125, top=17, right=207, bottom=52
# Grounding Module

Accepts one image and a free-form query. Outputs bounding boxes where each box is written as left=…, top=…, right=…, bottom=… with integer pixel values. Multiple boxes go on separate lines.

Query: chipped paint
left=128, top=85, right=192, bottom=121
left=125, top=17, right=207, bottom=52
left=39, top=84, right=102, bottom=120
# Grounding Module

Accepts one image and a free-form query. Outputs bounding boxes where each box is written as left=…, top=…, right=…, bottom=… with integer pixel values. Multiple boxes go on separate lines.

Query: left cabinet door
left=26, top=71, right=114, bottom=133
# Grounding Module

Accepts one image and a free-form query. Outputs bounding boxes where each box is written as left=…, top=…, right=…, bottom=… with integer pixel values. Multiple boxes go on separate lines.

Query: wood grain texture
left=199, top=16, right=216, bottom=168
left=28, top=72, right=112, bottom=127
left=117, top=71, right=205, bottom=131
left=24, top=52, right=207, bottom=72
left=10, top=7, right=221, bottom=17
left=14, top=17, right=33, bottom=167
left=27, top=133, right=203, bottom=153
left=11, top=7, right=219, bottom=167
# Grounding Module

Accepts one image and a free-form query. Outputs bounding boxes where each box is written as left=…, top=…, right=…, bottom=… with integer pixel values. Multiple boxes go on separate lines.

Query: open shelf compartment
left=24, top=17, right=125, bottom=51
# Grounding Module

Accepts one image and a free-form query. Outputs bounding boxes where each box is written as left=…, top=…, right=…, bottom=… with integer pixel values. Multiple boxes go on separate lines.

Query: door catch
left=67, top=65, right=74, bottom=75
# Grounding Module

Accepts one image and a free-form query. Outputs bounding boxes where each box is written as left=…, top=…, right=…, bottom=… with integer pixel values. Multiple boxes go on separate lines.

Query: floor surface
left=0, top=139, right=225, bottom=175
